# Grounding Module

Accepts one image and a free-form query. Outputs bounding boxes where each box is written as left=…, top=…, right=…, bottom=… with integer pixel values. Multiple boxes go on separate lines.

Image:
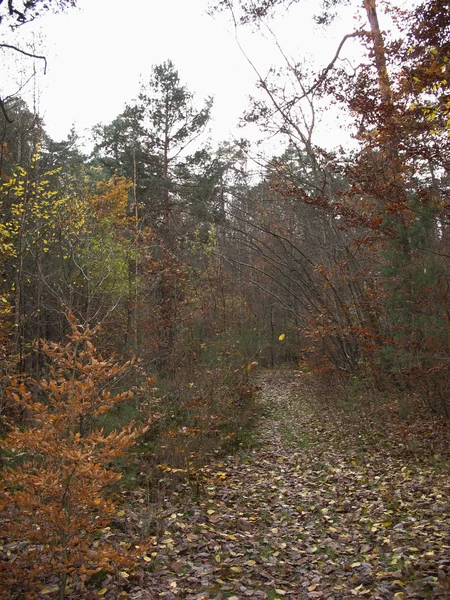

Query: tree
left=96, top=61, right=212, bottom=238
left=0, top=148, right=68, bottom=371
left=0, top=97, right=44, bottom=175
left=210, top=0, right=450, bottom=413
left=0, top=0, right=76, bottom=27
left=95, top=61, right=213, bottom=369
left=0, top=120, right=136, bottom=375
left=0, top=0, right=78, bottom=123
left=0, top=314, right=153, bottom=599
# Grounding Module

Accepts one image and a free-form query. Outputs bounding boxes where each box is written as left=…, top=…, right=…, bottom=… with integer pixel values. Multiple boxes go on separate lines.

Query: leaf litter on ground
left=122, top=370, right=450, bottom=600
left=10, top=370, right=449, bottom=599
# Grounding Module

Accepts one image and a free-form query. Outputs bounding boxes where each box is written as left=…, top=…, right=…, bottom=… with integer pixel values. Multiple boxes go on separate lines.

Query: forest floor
left=114, top=369, right=450, bottom=600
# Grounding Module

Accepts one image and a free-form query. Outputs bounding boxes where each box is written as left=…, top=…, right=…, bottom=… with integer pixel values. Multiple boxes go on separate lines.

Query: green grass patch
left=278, top=422, right=310, bottom=448
left=94, top=398, right=144, bottom=434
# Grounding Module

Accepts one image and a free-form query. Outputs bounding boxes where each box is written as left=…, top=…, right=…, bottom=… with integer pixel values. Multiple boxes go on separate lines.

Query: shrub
left=0, top=314, right=154, bottom=599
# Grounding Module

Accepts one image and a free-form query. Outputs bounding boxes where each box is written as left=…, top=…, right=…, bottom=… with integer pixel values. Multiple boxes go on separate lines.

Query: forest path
left=131, top=370, right=450, bottom=600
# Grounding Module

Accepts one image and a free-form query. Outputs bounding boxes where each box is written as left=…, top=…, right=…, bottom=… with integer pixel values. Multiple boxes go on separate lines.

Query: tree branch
left=306, top=31, right=363, bottom=96
left=0, top=43, right=47, bottom=73
left=0, top=97, right=13, bottom=123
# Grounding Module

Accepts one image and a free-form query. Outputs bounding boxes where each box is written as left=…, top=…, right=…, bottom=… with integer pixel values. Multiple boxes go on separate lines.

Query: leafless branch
left=0, top=43, right=47, bottom=73
left=307, top=31, right=363, bottom=96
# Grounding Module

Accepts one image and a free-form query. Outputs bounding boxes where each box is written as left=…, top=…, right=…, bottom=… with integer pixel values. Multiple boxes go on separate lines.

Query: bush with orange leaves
left=0, top=314, right=154, bottom=599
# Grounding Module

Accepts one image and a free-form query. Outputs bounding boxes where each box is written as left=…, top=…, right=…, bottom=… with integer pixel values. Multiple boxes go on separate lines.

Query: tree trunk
left=363, top=0, right=392, bottom=104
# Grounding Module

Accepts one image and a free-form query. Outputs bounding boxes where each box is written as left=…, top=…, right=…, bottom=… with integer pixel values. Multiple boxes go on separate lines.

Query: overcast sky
left=1, top=0, right=379, bottom=149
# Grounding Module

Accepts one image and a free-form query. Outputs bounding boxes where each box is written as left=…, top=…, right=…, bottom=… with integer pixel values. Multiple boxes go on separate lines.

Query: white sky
left=1, top=0, right=382, bottom=150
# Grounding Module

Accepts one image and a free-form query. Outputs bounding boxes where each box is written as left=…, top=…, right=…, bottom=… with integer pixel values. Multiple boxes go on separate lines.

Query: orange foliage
left=88, top=176, right=132, bottom=227
left=0, top=314, right=153, bottom=599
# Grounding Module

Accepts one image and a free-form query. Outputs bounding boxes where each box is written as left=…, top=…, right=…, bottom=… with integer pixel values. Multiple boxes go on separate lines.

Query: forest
left=0, top=0, right=449, bottom=598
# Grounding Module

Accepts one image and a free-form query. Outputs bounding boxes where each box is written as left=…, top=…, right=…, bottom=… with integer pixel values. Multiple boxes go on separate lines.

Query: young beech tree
left=0, top=314, right=155, bottom=599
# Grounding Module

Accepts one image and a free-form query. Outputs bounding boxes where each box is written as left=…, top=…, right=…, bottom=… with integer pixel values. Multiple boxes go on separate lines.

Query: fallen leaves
left=126, top=370, right=450, bottom=599
left=7, top=370, right=448, bottom=599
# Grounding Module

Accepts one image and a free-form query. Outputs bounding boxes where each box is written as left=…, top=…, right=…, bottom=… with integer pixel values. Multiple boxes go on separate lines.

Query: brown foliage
left=0, top=314, right=153, bottom=599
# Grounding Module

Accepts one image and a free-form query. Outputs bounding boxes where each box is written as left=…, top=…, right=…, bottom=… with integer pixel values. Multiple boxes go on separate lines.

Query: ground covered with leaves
left=116, top=370, right=450, bottom=600
left=9, top=370, right=449, bottom=599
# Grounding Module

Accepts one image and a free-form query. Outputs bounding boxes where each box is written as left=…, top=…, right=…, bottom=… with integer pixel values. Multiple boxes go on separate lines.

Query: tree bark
left=363, top=0, right=392, bottom=104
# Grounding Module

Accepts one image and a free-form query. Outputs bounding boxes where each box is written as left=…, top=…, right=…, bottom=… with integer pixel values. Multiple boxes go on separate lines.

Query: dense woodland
left=0, top=0, right=450, bottom=598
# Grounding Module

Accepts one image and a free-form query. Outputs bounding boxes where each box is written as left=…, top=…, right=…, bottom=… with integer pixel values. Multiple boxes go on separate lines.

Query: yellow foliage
left=88, top=176, right=132, bottom=227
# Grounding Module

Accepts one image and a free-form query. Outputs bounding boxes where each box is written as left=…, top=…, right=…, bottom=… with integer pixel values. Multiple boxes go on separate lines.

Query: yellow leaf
left=207, top=509, right=215, bottom=515
left=116, top=510, right=125, bottom=517
left=275, top=590, right=287, bottom=596
left=143, top=555, right=152, bottom=562
left=351, top=585, right=363, bottom=593
left=247, top=560, right=256, bottom=566
left=97, top=589, right=108, bottom=596
left=230, top=566, right=242, bottom=572
left=394, top=594, right=404, bottom=600
left=351, top=562, right=361, bottom=568
left=278, top=333, right=285, bottom=341
left=40, top=586, right=60, bottom=594
left=215, top=553, right=221, bottom=563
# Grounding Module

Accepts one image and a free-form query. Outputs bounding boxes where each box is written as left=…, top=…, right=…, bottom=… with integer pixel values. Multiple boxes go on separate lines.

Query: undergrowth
left=296, top=368, right=450, bottom=470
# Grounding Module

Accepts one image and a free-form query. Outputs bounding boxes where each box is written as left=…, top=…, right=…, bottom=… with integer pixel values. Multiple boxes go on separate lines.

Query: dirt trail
left=130, top=370, right=450, bottom=600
